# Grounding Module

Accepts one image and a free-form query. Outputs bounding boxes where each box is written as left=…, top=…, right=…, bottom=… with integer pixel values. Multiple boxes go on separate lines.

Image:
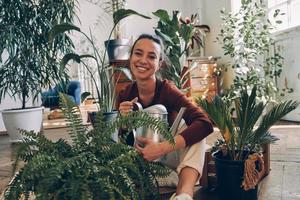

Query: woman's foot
left=169, top=193, right=193, bottom=200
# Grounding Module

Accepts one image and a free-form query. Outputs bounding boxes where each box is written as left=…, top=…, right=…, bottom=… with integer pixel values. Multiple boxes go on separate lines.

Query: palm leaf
left=253, top=100, right=299, bottom=143
left=235, top=86, right=265, bottom=158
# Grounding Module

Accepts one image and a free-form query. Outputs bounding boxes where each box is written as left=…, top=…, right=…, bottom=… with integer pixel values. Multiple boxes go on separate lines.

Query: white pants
left=159, top=121, right=208, bottom=179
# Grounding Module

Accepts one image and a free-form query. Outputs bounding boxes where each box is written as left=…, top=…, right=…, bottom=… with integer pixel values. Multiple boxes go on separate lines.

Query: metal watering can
left=133, top=102, right=186, bottom=145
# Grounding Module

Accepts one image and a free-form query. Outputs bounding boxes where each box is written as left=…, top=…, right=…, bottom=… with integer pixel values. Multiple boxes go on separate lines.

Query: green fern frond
left=59, top=93, right=88, bottom=149
left=113, top=111, right=174, bottom=144
left=5, top=98, right=172, bottom=199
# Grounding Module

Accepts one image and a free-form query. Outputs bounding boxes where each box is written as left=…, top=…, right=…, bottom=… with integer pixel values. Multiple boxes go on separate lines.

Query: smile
left=136, top=66, right=149, bottom=72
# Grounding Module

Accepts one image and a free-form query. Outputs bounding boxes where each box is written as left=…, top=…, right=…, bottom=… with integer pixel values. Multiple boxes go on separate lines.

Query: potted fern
left=0, top=0, right=75, bottom=142
left=197, top=86, right=298, bottom=200
left=3, top=94, right=175, bottom=200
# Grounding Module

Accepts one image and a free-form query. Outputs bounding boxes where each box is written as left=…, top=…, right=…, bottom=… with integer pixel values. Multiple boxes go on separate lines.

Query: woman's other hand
left=135, top=135, right=186, bottom=161
left=135, top=136, right=166, bottom=161
left=119, top=97, right=138, bottom=116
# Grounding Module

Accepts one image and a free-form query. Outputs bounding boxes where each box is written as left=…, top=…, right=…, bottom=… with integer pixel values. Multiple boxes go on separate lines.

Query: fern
left=4, top=94, right=173, bottom=199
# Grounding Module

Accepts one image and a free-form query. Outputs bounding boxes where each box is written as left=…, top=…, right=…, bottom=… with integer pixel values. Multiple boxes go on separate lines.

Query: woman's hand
left=135, top=135, right=186, bottom=161
left=119, top=97, right=138, bottom=116
left=135, top=136, right=166, bottom=161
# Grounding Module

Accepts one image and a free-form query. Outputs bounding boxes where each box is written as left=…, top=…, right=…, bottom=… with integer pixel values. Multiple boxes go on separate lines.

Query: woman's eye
left=149, top=55, right=157, bottom=60
left=134, top=51, right=142, bottom=56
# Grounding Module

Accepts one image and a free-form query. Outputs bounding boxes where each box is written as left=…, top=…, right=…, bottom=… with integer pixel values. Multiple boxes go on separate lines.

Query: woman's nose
left=138, top=56, right=147, bottom=64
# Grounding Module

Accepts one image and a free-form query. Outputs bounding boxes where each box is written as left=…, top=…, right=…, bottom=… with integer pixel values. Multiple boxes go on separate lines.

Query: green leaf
left=154, top=30, right=174, bottom=45
left=61, top=53, right=81, bottom=65
left=273, top=9, right=280, bottom=18
left=153, top=9, right=170, bottom=24
left=113, top=9, right=150, bottom=25
left=59, top=53, right=80, bottom=75
left=48, top=23, right=81, bottom=42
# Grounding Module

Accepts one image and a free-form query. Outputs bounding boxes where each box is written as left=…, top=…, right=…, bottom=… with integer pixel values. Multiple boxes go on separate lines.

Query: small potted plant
left=197, top=86, right=298, bottom=200
left=86, top=0, right=129, bottom=62
left=0, top=0, right=76, bottom=142
left=102, top=0, right=132, bottom=62
left=3, top=94, right=175, bottom=199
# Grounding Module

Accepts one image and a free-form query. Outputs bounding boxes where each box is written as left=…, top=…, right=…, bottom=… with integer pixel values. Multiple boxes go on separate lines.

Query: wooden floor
left=1, top=121, right=300, bottom=200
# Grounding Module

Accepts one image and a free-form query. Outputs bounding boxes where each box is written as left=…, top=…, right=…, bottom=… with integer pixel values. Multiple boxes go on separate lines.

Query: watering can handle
left=133, top=102, right=143, bottom=111
left=169, top=107, right=186, bottom=136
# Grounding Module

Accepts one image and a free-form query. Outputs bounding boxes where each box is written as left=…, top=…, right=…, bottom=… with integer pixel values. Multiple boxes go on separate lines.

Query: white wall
left=198, top=0, right=233, bottom=90
left=275, top=26, right=300, bottom=121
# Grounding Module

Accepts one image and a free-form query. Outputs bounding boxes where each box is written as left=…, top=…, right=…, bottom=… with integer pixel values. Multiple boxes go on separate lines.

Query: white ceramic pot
left=1, top=107, right=43, bottom=143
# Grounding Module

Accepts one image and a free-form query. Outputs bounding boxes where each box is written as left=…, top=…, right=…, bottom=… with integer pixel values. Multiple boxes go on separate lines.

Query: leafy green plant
left=0, top=0, right=76, bottom=109
left=217, top=0, right=291, bottom=102
left=197, top=86, right=298, bottom=161
left=49, top=9, right=150, bottom=112
left=153, top=9, right=209, bottom=90
left=4, top=93, right=175, bottom=200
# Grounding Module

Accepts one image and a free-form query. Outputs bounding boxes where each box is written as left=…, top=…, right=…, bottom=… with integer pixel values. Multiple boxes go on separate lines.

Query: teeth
left=136, top=66, right=147, bottom=72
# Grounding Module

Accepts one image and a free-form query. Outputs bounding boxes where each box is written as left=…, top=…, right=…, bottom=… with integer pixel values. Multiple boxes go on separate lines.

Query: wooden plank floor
left=1, top=122, right=300, bottom=199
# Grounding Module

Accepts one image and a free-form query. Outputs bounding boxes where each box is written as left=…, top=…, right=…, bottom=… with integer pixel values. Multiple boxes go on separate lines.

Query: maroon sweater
left=116, top=79, right=213, bottom=146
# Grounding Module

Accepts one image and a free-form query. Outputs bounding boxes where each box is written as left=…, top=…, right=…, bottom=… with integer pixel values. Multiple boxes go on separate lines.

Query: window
left=268, top=0, right=300, bottom=32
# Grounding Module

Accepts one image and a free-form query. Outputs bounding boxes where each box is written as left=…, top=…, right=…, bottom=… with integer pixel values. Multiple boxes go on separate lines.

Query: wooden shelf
left=187, top=57, right=219, bottom=102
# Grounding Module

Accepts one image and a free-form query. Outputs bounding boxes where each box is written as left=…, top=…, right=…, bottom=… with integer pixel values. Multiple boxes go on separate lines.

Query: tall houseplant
left=0, top=0, right=76, bottom=141
left=153, top=9, right=209, bottom=91
left=197, top=86, right=298, bottom=199
left=217, top=0, right=291, bottom=102
left=3, top=94, right=175, bottom=200
left=49, top=9, right=150, bottom=113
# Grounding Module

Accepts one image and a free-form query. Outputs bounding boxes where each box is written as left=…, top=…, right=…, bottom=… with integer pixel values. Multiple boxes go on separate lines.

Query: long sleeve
left=160, top=80, right=213, bottom=146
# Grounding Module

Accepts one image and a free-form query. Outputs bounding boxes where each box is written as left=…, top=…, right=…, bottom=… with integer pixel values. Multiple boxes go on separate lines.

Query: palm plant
left=197, top=86, right=298, bottom=161
left=3, top=93, right=175, bottom=200
left=49, top=9, right=150, bottom=112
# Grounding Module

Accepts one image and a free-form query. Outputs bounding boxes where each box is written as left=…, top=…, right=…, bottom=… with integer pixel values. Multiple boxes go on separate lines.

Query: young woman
left=117, top=34, right=213, bottom=200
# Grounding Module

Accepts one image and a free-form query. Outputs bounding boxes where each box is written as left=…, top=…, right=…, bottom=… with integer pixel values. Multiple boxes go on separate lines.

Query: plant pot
left=212, top=151, right=258, bottom=200
left=88, top=110, right=119, bottom=142
left=1, top=107, right=43, bottom=143
left=104, top=39, right=131, bottom=62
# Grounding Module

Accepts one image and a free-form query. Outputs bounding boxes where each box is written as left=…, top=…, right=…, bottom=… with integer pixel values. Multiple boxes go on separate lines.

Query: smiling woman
left=117, top=34, right=213, bottom=199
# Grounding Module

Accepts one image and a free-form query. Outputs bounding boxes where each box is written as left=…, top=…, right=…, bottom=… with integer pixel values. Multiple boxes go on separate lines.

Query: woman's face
left=130, top=38, right=161, bottom=81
